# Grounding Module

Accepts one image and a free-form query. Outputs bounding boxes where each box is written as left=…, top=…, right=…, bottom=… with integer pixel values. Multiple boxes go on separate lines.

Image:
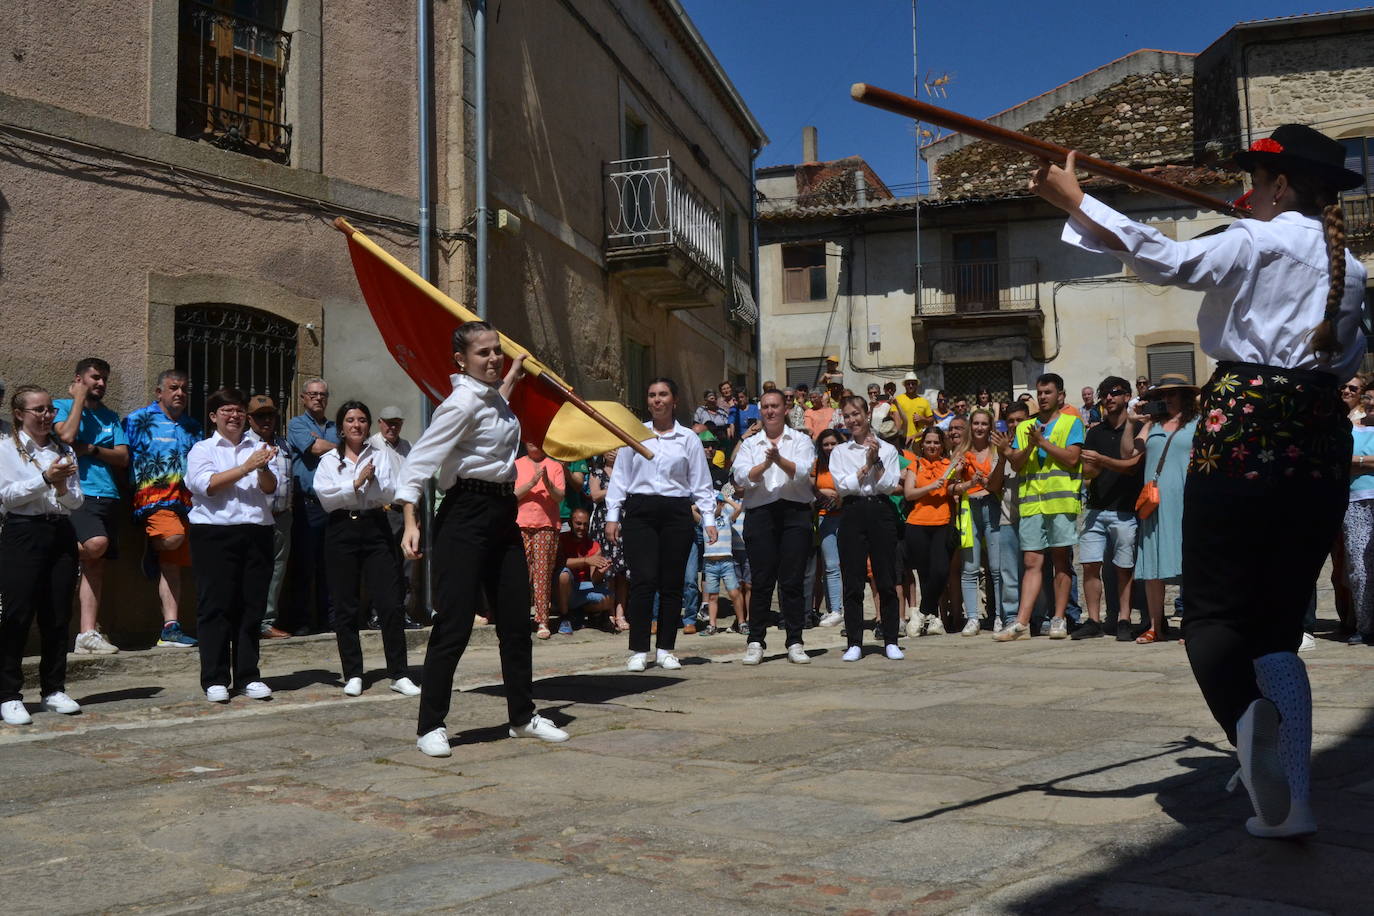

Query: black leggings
left=905, top=523, right=954, bottom=618
left=326, top=511, right=409, bottom=681
left=1182, top=473, right=1345, bottom=743
left=621, top=494, right=695, bottom=654
left=742, top=499, right=812, bottom=649
left=0, top=516, right=77, bottom=702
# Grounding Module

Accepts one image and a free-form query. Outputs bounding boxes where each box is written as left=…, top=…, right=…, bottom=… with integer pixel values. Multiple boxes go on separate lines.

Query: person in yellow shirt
left=896, top=371, right=932, bottom=444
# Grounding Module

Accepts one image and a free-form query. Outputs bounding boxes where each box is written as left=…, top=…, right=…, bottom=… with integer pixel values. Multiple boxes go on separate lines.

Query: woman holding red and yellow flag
left=395, top=320, right=571, bottom=758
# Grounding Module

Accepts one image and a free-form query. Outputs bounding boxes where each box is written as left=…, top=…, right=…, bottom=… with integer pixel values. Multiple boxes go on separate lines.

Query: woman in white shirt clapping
left=313, top=400, right=419, bottom=699
left=186, top=387, right=278, bottom=704
left=604, top=378, right=717, bottom=673
left=0, top=386, right=83, bottom=725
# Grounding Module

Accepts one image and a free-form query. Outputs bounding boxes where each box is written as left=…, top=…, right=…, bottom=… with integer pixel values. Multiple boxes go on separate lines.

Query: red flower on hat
left=1250, top=137, right=1285, bottom=154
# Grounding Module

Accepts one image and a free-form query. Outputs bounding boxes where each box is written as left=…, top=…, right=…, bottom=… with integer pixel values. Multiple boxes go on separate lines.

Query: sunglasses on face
left=1344, top=384, right=1361, bottom=392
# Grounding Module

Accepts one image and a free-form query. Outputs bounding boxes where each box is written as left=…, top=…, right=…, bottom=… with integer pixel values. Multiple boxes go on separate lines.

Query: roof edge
left=657, top=0, right=770, bottom=148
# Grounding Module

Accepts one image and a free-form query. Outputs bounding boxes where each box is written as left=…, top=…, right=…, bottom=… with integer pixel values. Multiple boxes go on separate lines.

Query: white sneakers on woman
left=924, top=614, right=946, bottom=635
left=242, top=682, right=272, bottom=700
left=390, top=677, right=421, bottom=697
left=884, top=644, right=905, bottom=660
left=509, top=714, right=569, bottom=742
left=343, top=677, right=364, bottom=697
left=1, top=700, right=33, bottom=725
left=626, top=652, right=647, bottom=672
left=42, top=692, right=81, bottom=715
left=417, top=727, right=451, bottom=757
left=961, top=619, right=981, bottom=637
left=205, top=686, right=230, bottom=703
left=842, top=646, right=862, bottom=662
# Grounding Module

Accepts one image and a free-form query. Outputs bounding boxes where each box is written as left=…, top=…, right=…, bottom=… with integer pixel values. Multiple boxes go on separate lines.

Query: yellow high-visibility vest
left=1014, top=414, right=1082, bottom=517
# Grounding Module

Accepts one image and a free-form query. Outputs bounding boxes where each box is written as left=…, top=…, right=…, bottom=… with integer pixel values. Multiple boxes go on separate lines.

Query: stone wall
left=1243, top=33, right=1374, bottom=138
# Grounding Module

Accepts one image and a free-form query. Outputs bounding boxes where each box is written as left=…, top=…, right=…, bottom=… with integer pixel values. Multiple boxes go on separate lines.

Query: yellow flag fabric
left=542, top=401, right=654, bottom=462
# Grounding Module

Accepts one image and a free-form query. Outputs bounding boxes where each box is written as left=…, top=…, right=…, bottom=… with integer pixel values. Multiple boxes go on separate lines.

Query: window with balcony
left=782, top=244, right=826, bottom=303
left=177, top=0, right=292, bottom=163
left=1146, top=342, right=1196, bottom=385
left=1341, top=136, right=1373, bottom=233
left=952, top=231, right=999, bottom=313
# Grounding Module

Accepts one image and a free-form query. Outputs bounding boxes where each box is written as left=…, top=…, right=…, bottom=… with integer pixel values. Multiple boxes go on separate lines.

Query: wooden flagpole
left=850, top=83, right=1243, bottom=217
left=334, top=217, right=654, bottom=459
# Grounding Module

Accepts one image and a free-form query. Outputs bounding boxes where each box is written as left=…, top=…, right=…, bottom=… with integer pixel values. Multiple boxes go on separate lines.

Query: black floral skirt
left=1189, top=361, right=1352, bottom=483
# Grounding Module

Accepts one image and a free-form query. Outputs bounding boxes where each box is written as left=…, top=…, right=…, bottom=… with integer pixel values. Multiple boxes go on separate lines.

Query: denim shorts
left=1018, top=512, right=1078, bottom=551
left=565, top=578, right=610, bottom=610
left=1078, top=509, right=1138, bottom=568
left=732, top=549, right=751, bottom=584
left=702, top=556, right=739, bottom=593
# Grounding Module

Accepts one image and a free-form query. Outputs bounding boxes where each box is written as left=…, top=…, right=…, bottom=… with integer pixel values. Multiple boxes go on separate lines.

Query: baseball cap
left=247, top=395, right=277, bottom=416
left=379, top=405, right=405, bottom=420
left=902, top=371, right=920, bottom=383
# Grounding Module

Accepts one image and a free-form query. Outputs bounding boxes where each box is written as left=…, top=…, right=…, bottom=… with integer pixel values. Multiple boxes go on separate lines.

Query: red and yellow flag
left=334, top=218, right=652, bottom=461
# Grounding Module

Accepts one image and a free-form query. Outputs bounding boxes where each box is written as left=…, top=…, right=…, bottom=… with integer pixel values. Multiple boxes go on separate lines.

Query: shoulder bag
left=1134, top=426, right=1181, bottom=521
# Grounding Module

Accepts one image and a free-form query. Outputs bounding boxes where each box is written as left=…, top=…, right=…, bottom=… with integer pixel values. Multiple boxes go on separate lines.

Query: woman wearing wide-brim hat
left=1122, top=373, right=1200, bottom=645
left=1031, top=124, right=1367, bottom=839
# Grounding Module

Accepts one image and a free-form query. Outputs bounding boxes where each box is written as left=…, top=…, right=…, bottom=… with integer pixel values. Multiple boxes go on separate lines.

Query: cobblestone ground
left=4, top=586, right=1372, bottom=915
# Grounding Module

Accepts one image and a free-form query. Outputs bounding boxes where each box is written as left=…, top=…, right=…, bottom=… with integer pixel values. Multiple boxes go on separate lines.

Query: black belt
left=328, top=508, right=386, bottom=521
left=6, top=513, right=68, bottom=523
left=448, top=477, right=515, bottom=496
left=842, top=495, right=891, bottom=506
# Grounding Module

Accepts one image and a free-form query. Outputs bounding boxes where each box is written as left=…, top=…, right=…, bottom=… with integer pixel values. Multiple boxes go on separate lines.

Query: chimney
left=802, top=126, right=818, bottom=163
left=854, top=169, right=868, bottom=206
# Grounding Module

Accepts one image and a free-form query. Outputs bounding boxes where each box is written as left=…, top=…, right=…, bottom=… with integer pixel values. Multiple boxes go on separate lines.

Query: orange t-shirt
left=905, top=457, right=953, bottom=526
left=815, top=468, right=836, bottom=516
left=515, top=456, right=565, bottom=529
left=962, top=450, right=994, bottom=498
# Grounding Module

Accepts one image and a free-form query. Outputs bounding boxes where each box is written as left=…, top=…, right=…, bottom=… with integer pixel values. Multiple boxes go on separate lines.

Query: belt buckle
left=348, top=509, right=362, bottom=520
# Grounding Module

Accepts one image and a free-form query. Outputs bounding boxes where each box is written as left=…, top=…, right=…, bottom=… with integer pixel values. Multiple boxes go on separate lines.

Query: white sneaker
left=787, top=644, right=810, bottom=665
left=417, top=727, right=452, bottom=757
left=1246, top=801, right=1318, bottom=839
left=818, top=611, right=843, bottom=627
left=1236, top=698, right=1289, bottom=828
left=242, top=681, right=272, bottom=700
left=656, top=650, right=681, bottom=671
left=509, top=713, right=570, bottom=743
left=994, top=621, right=1029, bottom=642
left=205, top=685, right=230, bottom=703
left=842, top=646, right=862, bottom=662
left=961, top=618, right=981, bottom=637
left=390, top=677, right=421, bottom=697
left=925, top=614, right=946, bottom=635
left=343, top=677, right=363, bottom=697
left=993, top=616, right=1005, bottom=635
left=73, top=629, right=119, bottom=655
left=1049, top=617, right=1069, bottom=639
left=41, top=691, right=81, bottom=715
left=885, top=644, right=905, bottom=660
left=913, top=615, right=928, bottom=636
left=1, top=700, right=32, bottom=725
left=1298, top=632, right=1317, bottom=653
left=626, top=652, right=647, bottom=672
left=742, top=642, right=764, bottom=666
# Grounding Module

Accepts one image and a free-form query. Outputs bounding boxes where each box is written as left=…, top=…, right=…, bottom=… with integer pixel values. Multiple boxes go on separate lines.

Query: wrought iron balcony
left=917, top=257, right=1040, bottom=317
left=605, top=154, right=727, bottom=309
left=177, top=1, right=293, bottom=163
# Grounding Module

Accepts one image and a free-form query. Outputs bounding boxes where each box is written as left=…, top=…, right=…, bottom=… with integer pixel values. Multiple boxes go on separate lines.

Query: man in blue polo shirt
left=286, top=377, right=339, bottom=634
left=54, top=357, right=129, bottom=654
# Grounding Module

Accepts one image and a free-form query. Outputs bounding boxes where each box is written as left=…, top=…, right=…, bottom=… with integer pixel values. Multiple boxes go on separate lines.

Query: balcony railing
left=606, top=154, right=724, bottom=284
left=1344, top=192, right=1373, bottom=235
left=917, top=258, right=1040, bottom=316
left=730, top=266, right=758, bottom=326
left=177, top=1, right=293, bottom=163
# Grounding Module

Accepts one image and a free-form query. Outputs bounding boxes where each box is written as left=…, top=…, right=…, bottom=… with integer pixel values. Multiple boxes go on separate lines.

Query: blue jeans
left=998, top=512, right=1022, bottom=624
left=652, top=527, right=703, bottom=626
left=817, top=513, right=843, bottom=615
left=960, top=497, right=1001, bottom=621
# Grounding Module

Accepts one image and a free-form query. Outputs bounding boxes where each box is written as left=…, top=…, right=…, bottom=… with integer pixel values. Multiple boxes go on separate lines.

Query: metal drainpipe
left=475, top=0, right=489, bottom=318
left=416, top=0, right=436, bottom=615
left=750, top=147, right=761, bottom=387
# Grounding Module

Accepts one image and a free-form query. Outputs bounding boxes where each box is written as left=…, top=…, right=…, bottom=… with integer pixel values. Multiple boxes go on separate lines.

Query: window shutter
left=1146, top=346, right=1196, bottom=384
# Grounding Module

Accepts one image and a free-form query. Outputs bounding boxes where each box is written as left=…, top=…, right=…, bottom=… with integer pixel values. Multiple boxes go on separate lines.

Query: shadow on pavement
left=471, top=674, right=685, bottom=706
left=262, top=668, right=343, bottom=692
left=75, top=686, right=165, bottom=705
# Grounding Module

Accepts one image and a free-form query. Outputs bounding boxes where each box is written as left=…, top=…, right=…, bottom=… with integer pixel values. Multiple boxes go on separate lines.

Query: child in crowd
left=731, top=498, right=751, bottom=634
left=701, top=490, right=745, bottom=635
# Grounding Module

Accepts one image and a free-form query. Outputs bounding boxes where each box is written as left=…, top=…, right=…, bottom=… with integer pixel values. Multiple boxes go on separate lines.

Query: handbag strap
left=1150, top=426, right=1183, bottom=483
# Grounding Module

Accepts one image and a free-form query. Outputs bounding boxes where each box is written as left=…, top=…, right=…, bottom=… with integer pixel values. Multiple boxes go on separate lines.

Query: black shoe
left=1116, top=624, right=1134, bottom=642
left=364, top=615, right=382, bottom=631
left=1070, top=618, right=1103, bottom=640
left=291, top=624, right=314, bottom=637
left=402, top=617, right=424, bottom=630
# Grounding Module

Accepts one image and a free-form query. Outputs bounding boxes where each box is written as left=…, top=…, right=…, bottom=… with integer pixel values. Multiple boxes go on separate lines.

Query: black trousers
left=1182, top=473, right=1345, bottom=742
left=839, top=497, right=900, bottom=647
left=190, top=523, right=273, bottom=691
left=622, top=494, right=695, bottom=654
left=417, top=489, right=534, bottom=735
left=905, top=523, right=954, bottom=617
left=326, top=511, right=409, bottom=680
left=0, top=516, right=77, bottom=702
left=288, top=491, right=331, bottom=630
left=743, top=499, right=812, bottom=649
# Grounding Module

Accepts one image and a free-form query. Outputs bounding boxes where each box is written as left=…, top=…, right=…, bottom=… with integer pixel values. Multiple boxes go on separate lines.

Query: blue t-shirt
left=706, top=501, right=735, bottom=557
left=1015, top=413, right=1085, bottom=461
left=287, top=413, right=339, bottom=495
left=53, top=398, right=126, bottom=499
left=730, top=403, right=761, bottom=438
left=1352, top=428, right=1374, bottom=501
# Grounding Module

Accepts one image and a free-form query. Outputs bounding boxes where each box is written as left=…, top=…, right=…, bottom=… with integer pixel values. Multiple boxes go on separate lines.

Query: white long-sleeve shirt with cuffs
left=828, top=438, right=901, bottom=498
left=729, top=426, right=817, bottom=508
left=313, top=442, right=401, bottom=513
left=604, top=421, right=716, bottom=528
left=394, top=373, right=520, bottom=505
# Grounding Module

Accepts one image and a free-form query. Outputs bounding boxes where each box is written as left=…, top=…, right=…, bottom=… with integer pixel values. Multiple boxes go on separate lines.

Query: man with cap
left=817, top=355, right=843, bottom=391
left=368, top=405, right=423, bottom=627
left=247, top=395, right=294, bottom=639
left=896, top=371, right=932, bottom=446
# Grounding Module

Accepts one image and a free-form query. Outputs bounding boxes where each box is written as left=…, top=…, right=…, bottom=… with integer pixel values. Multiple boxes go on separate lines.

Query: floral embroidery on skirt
left=1190, top=361, right=1352, bottom=483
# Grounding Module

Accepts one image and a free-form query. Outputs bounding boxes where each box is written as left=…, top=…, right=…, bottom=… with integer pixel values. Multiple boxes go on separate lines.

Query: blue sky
left=684, top=1, right=1345, bottom=193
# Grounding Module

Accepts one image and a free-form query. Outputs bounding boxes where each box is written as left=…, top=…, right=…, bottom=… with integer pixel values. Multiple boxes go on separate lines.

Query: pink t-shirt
left=515, top=456, right=565, bottom=529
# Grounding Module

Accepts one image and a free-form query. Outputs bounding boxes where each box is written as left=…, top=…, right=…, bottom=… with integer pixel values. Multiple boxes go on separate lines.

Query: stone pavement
left=3, top=612, right=1373, bottom=915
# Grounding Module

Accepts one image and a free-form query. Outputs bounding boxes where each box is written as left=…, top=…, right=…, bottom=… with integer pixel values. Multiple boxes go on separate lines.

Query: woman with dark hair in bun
left=313, top=399, right=418, bottom=699
left=1033, top=126, right=1367, bottom=839
left=604, top=377, right=717, bottom=673
left=185, top=387, right=278, bottom=704
left=396, top=321, right=569, bottom=757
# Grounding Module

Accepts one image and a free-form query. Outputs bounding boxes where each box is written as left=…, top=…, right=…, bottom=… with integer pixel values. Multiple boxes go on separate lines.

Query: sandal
left=1135, top=628, right=1158, bottom=645
left=614, top=617, right=630, bottom=633
left=536, top=623, right=552, bottom=640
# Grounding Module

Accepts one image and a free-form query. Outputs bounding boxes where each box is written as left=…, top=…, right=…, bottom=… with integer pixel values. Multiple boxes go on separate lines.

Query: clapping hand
left=243, top=444, right=275, bottom=473
left=354, top=456, right=376, bottom=488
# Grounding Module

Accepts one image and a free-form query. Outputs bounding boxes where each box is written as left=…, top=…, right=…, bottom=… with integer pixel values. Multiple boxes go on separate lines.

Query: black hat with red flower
left=1232, top=124, right=1363, bottom=192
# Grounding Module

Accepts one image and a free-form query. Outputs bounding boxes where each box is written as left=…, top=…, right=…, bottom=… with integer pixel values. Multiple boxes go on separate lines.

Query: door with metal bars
left=174, top=304, right=298, bottom=427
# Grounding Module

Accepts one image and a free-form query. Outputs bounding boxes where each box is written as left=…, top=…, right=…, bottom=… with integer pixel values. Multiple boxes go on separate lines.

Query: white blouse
left=605, top=421, right=716, bottom=528
left=395, top=373, right=519, bottom=505
left=313, top=442, right=400, bottom=513
left=730, top=425, right=817, bottom=508
left=829, top=437, right=901, bottom=497
left=0, top=432, right=84, bottom=516
left=1065, top=194, right=1369, bottom=379
left=186, top=431, right=276, bottom=526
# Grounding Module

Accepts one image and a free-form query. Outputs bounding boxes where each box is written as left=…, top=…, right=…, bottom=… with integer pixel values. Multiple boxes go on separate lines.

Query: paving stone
left=808, top=821, right=1058, bottom=883
left=328, top=856, right=566, bottom=911
left=1093, top=881, right=1327, bottom=914
left=658, top=793, right=894, bottom=841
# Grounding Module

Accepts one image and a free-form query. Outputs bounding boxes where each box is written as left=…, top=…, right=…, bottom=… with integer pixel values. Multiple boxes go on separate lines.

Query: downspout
left=474, top=0, right=489, bottom=317
left=416, top=0, right=436, bottom=614
left=750, top=146, right=761, bottom=387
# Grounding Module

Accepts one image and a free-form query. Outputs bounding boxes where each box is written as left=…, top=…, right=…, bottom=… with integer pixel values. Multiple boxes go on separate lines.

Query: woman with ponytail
left=1031, top=125, right=1366, bottom=840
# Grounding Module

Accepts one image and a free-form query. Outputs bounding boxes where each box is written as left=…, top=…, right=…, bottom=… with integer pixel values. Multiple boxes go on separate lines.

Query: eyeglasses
left=1106, top=389, right=1130, bottom=397
left=216, top=408, right=246, bottom=417
left=21, top=406, right=57, bottom=416
left=1343, top=384, right=1362, bottom=392
left=303, top=391, right=328, bottom=400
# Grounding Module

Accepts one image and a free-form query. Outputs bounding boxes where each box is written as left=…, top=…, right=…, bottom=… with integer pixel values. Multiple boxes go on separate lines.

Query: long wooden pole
left=850, top=83, right=1243, bottom=217
left=333, top=217, right=654, bottom=459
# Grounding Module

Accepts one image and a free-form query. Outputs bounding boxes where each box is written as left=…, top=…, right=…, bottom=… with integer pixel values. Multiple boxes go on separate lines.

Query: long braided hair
left=9, top=385, right=74, bottom=467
